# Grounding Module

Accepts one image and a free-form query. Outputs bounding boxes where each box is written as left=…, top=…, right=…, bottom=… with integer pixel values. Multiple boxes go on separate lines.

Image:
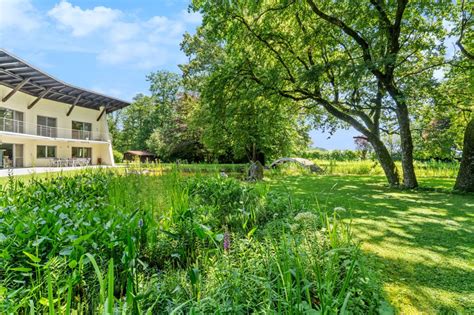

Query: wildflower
left=138, top=218, right=144, bottom=228
left=294, top=212, right=317, bottom=222
left=223, top=229, right=231, bottom=252
left=334, top=207, right=346, bottom=212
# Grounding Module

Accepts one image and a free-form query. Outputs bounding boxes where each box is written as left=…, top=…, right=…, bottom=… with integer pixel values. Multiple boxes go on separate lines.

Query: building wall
left=0, top=85, right=114, bottom=167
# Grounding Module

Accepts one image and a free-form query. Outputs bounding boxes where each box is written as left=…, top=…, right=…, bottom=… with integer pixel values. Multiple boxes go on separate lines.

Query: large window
left=72, top=121, right=92, bottom=140
left=0, top=107, right=24, bottom=133
left=72, top=147, right=92, bottom=159
left=37, top=145, right=56, bottom=158
left=37, top=116, right=57, bottom=137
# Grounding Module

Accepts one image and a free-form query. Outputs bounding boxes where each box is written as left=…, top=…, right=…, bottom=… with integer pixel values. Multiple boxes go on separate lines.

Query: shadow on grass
left=270, top=174, right=474, bottom=313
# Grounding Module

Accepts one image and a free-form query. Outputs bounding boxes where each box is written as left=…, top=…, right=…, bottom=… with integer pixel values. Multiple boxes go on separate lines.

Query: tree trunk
left=369, top=136, right=400, bottom=187
left=454, top=118, right=474, bottom=192
left=314, top=97, right=400, bottom=187
left=395, top=102, right=418, bottom=188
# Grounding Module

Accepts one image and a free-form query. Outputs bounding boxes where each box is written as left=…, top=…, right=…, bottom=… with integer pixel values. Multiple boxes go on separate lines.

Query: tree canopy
left=187, top=0, right=458, bottom=187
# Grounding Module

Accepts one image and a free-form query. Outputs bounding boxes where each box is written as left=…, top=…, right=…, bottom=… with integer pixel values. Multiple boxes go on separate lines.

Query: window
left=37, top=145, right=56, bottom=158
left=72, top=147, right=92, bottom=159
left=37, top=116, right=57, bottom=137
left=0, top=107, right=24, bottom=133
left=72, top=121, right=92, bottom=139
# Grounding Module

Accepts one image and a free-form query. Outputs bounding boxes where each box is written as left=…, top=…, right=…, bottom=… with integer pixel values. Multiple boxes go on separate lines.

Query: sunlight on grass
left=270, top=174, right=474, bottom=313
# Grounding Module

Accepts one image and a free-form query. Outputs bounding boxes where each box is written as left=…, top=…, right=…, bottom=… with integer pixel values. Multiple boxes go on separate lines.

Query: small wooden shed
left=123, top=150, right=157, bottom=163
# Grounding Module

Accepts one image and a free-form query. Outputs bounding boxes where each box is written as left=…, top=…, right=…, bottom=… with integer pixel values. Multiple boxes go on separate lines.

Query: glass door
left=72, top=121, right=92, bottom=140
left=0, top=107, right=24, bottom=133
left=14, top=144, right=23, bottom=167
left=0, top=143, right=14, bottom=168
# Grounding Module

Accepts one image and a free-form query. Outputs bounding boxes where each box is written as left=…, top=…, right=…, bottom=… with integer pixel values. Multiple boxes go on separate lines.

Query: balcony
left=0, top=117, right=109, bottom=142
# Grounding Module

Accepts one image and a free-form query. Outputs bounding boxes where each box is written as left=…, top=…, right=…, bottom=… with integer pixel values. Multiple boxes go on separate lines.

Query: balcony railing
left=0, top=117, right=109, bottom=141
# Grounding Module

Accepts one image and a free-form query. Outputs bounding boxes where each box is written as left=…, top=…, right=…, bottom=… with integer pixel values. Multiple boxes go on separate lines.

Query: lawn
left=270, top=174, right=474, bottom=313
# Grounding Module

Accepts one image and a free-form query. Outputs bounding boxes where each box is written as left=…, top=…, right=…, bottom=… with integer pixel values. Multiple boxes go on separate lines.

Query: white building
left=0, top=49, right=129, bottom=168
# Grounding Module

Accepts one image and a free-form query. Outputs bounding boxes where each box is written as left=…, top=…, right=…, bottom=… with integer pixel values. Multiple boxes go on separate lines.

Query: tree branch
left=233, top=14, right=297, bottom=83
left=306, top=0, right=386, bottom=80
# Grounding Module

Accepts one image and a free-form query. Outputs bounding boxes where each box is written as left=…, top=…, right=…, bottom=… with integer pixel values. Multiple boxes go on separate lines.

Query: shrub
left=112, top=149, right=123, bottom=163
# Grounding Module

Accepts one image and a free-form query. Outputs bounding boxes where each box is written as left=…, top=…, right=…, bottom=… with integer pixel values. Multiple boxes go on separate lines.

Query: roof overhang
left=0, top=49, right=130, bottom=113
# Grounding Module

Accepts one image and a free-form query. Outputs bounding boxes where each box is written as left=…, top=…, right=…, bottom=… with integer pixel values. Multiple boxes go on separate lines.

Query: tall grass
left=0, top=166, right=385, bottom=313
left=273, top=159, right=459, bottom=178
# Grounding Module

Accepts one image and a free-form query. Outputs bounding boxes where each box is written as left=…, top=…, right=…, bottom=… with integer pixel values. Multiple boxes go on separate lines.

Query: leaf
left=247, top=227, right=257, bottom=238
left=71, top=231, right=95, bottom=246
left=188, top=268, right=200, bottom=285
left=59, top=247, right=73, bottom=256
left=39, top=297, right=49, bottom=306
left=193, top=224, right=208, bottom=240
left=32, top=237, right=46, bottom=246
left=68, top=260, right=77, bottom=269
left=11, top=267, right=32, bottom=272
left=23, top=251, right=41, bottom=263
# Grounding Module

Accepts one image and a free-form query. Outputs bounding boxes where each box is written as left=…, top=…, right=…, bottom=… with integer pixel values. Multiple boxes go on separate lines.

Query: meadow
left=0, top=160, right=472, bottom=314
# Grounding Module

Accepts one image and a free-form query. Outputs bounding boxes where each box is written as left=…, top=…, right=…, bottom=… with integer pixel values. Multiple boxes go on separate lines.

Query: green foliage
left=270, top=174, right=473, bottom=313
left=0, top=171, right=160, bottom=313
left=146, top=93, right=206, bottom=162
left=411, top=58, right=473, bottom=160
left=181, top=21, right=311, bottom=164
left=112, top=149, right=123, bottom=163
left=187, top=0, right=456, bottom=187
left=302, top=149, right=360, bottom=161
left=110, top=94, right=157, bottom=153
left=0, top=169, right=384, bottom=314
left=111, top=71, right=206, bottom=162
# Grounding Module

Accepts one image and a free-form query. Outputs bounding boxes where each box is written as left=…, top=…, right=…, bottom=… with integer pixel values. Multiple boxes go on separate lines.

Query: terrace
left=0, top=117, right=109, bottom=142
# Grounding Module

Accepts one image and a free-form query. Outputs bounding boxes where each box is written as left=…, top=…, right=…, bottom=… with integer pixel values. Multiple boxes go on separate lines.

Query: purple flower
left=223, top=230, right=231, bottom=252
left=138, top=219, right=144, bottom=228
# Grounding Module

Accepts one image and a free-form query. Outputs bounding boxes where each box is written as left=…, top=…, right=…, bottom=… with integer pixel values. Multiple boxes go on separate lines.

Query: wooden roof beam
left=2, top=77, right=31, bottom=102
left=67, top=94, right=82, bottom=116
left=27, top=87, right=53, bottom=109
left=96, top=106, right=107, bottom=121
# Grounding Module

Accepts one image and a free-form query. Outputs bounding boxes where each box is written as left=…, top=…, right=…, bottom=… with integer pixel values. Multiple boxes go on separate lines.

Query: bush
left=112, top=149, right=123, bottom=163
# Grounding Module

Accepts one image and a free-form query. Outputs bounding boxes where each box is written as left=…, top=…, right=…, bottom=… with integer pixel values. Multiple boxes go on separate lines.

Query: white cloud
left=2, top=1, right=201, bottom=71
left=109, top=22, right=141, bottom=42
left=0, top=0, right=41, bottom=32
left=48, top=0, right=121, bottom=37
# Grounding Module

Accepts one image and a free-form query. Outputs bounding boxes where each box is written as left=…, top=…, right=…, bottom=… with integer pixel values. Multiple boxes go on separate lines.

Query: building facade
left=0, top=49, right=129, bottom=168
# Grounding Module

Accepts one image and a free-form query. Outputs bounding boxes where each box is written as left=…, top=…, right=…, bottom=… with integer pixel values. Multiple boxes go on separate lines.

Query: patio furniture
left=3, top=157, right=12, bottom=168
left=49, top=158, right=59, bottom=167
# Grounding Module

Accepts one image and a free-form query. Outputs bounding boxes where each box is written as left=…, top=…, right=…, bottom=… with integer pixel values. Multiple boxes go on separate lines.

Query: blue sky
left=0, top=0, right=356, bottom=149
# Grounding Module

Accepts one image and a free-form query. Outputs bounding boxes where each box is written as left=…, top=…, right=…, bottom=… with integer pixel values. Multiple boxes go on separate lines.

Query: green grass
left=269, top=174, right=474, bottom=313
left=0, top=168, right=384, bottom=313
left=1, top=161, right=471, bottom=313
left=310, top=159, right=459, bottom=178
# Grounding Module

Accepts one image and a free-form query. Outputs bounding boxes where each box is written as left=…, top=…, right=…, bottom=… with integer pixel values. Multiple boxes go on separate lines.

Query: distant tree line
left=108, top=70, right=310, bottom=164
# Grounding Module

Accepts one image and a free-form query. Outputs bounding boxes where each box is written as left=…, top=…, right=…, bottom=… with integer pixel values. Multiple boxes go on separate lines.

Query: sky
left=0, top=0, right=356, bottom=150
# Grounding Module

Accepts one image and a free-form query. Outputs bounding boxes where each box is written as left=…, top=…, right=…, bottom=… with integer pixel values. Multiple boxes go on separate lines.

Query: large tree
left=181, top=27, right=311, bottom=164
left=111, top=94, right=156, bottom=152
left=453, top=0, right=474, bottom=192
left=147, top=92, right=206, bottom=162
left=190, top=0, right=451, bottom=187
left=109, top=71, right=191, bottom=157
